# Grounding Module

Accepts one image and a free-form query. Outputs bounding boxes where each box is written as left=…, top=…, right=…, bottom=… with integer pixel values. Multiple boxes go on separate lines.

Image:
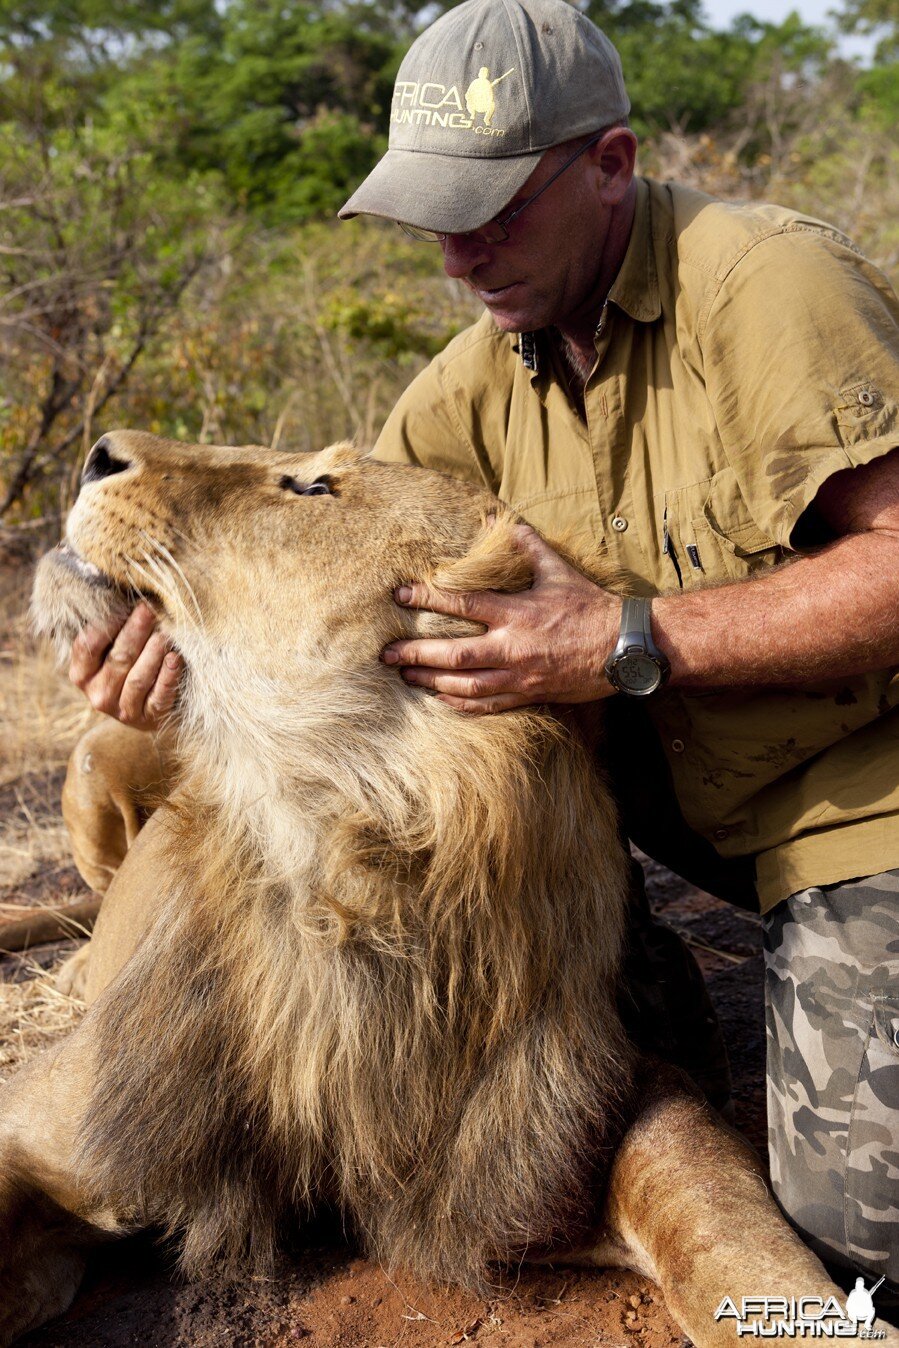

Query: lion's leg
left=62, top=719, right=177, bottom=894
left=580, top=1065, right=897, bottom=1347
left=0, top=1032, right=132, bottom=1345
left=48, top=806, right=179, bottom=1003
left=0, top=723, right=177, bottom=958
left=0, top=896, right=101, bottom=953
left=80, top=805, right=180, bottom=1003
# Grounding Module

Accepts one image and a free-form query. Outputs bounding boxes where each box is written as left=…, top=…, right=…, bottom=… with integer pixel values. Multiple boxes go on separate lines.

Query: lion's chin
left=31, top=543, right=133, bottom=665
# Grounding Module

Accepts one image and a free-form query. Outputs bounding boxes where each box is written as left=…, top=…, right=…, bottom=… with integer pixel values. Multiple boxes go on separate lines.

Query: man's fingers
left=393, top=581, right=508, bottom=625
left=436, top=692, right=531, bottom=715
left=68, top=604, right=156, bottom=689
left=142, top=651, right=183, bottom=725
left=67, top=602, right=182, bottom=730
left=383, top=635, right=492, bottom=671
left=81, top=607, right=158, bottom=714
left=117, top=633, right=174, bottom=725
left=103, top=604, right=158, bottom=671
left=68, top=615, right=128, bottom=686
left=400, top=666, right=514, bottom=697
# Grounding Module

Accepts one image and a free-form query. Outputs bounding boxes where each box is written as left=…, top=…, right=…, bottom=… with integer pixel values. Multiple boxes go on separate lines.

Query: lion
left=0, top=431, right=876, bottom=1347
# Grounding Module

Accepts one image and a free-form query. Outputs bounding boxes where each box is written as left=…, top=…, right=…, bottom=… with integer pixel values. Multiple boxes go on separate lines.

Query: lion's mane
left=36, top=441, right=634, bottom=1290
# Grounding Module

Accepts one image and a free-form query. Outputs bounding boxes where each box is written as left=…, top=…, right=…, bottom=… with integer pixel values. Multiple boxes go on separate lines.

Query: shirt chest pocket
left=662, top=471, right=785, bottom=591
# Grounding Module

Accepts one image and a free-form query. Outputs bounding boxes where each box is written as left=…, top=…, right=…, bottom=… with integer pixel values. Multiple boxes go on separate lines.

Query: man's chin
left=486, top=309, right=521, bottom=332
left=477, top=289, right=544, bottom=332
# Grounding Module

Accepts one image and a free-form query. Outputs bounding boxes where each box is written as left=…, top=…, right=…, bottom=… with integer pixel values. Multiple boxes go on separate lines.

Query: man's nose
left=440, top=232, right=492, bottom=279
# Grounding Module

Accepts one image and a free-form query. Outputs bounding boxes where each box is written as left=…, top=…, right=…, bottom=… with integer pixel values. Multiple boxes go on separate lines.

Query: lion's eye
left=279, top=475, right=334, bottom=497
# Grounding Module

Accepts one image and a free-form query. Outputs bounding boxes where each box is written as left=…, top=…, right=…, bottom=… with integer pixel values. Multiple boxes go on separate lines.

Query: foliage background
left=0, top=0, right=896, bottom=523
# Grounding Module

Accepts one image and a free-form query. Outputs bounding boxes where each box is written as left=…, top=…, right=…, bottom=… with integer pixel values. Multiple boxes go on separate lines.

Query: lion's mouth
left=54, top=541, right=168, bottom=614
left=54, top=542, right=114, bottom=588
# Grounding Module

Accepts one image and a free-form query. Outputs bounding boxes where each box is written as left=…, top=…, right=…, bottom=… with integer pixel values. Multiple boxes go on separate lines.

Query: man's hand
left=382, top=525, right=619, bottom=714
left=69, top=602, right=183, bottom=731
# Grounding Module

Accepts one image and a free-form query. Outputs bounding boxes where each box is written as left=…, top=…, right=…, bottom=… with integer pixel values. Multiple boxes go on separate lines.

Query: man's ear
left=595, top=127, right=637, bottom=205
left=430, top=513, right=533, bottom=594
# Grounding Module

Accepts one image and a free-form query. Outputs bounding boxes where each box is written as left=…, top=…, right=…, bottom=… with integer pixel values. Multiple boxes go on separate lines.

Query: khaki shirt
left=374, top=176, right=899, bottom=912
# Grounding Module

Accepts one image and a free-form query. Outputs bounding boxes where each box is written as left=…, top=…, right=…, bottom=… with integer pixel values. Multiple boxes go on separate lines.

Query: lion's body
left=0, top=432, right=876, bottom=1347
left=29, top=434, right=632, bottom=1287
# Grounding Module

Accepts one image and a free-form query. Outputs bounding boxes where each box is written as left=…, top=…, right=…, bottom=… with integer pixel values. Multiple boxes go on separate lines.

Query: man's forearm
left=383, top=521, right=899, bottom=715
left=652, top=531, right=899, bottom=689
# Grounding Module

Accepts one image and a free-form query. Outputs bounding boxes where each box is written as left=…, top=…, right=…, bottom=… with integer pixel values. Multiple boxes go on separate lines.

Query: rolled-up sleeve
left=702, top=226, right=899, bottom=547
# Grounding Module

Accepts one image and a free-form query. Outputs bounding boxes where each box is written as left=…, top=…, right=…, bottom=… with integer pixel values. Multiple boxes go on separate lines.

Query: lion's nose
left=82, top=437, right=132, bottom=486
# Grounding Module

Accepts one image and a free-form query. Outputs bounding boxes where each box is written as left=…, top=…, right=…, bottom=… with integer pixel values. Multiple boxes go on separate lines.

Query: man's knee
left=765, top=873, right=899, bottom=1285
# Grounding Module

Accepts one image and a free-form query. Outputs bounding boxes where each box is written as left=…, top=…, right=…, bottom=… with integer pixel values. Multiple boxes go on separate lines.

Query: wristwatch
left=604, top=596, right=671, bottom=697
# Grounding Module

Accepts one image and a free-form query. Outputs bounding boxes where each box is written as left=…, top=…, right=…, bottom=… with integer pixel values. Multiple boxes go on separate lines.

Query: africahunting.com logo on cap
left=715, top=1277, right=888, bottom=1338
left=391, top=66, right=517, bottom=138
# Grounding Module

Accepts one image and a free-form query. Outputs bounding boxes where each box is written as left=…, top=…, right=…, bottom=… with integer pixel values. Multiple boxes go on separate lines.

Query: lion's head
left=33, top=432, right=633, bottom=1290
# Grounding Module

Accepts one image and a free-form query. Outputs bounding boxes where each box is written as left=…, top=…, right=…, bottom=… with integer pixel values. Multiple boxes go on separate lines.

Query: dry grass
left=0, top=820, right=74, bottom=893
left=0, top=580, right=92, bottom=792
left=0, top=563, right=90, bottom=888
left=0, top=954, right=85, bottom=1081
left=1, top=560, right=91, bottom=1077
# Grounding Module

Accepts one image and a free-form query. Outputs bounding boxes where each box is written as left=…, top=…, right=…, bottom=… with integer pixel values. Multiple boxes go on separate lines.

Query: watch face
left=616, top=652, right=663, bottom=695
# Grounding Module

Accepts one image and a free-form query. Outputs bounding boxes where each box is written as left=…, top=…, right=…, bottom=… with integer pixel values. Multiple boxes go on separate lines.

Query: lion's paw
left=55, top=944, right=91, bottom=1000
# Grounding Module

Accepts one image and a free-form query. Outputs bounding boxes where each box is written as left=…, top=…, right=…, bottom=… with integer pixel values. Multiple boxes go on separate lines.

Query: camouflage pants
left=765, top=871, right=899, bottom=1287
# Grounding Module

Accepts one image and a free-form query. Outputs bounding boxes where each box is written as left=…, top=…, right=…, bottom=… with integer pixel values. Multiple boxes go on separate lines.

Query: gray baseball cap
left=338, top=0, right=629, bottom=233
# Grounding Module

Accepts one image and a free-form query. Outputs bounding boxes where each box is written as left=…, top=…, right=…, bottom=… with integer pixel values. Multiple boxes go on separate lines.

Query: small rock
left=371, top=1296, right=382, bottom=1307
left=340, top=1294, right=355, bottom=1305
left=629, top=1294, right=642, bottom=1309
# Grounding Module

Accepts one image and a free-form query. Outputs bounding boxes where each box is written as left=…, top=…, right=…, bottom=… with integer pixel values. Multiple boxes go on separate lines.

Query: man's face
left=438, top=142, right=614, bottom=334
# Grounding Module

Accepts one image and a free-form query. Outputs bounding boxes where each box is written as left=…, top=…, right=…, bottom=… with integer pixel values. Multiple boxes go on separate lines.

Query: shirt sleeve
left=373, top=348, right=497, bottom=489
left=701, top=226, right=899, bottom=548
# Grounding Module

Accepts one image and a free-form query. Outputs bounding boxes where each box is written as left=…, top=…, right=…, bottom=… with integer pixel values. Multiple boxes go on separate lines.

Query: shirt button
left=893, top=1024, right=899, bottom=1049
left=611, top=515, right=628, bottom=532
left=858, top=388, right=876, bottom=407
left=671, top=738, right=685, bottom=753
left=713, top=826, right=729, bottom=841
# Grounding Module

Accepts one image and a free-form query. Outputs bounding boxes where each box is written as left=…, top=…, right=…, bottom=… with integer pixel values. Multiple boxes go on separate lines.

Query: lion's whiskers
left=134, top=530, right=205, bottom=630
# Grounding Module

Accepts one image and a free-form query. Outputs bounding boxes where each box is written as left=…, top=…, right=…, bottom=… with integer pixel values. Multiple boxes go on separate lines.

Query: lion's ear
left=431, top=514, right=533, bottom=595
left=318, top=441, right=369, bottom=470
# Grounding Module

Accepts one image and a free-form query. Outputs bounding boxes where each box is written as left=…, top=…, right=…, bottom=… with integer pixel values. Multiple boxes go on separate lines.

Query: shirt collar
left=606, top=177, right=660, bottom=324
left=513, top=176, right=661, bottom=373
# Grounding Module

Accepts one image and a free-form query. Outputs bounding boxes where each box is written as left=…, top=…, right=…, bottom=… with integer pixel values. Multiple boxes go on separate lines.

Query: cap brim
left=338, top=147, right=544, bottom=232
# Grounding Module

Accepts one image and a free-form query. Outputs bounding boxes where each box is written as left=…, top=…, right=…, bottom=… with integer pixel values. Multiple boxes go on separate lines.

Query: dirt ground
left=0, top=550, right=771, bottom=1348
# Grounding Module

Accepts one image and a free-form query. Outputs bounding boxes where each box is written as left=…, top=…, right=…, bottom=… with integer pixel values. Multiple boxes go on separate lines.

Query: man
left=341, top=0, right=899, bottom=1288
left=69, top=0, right=898, bottom=1290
